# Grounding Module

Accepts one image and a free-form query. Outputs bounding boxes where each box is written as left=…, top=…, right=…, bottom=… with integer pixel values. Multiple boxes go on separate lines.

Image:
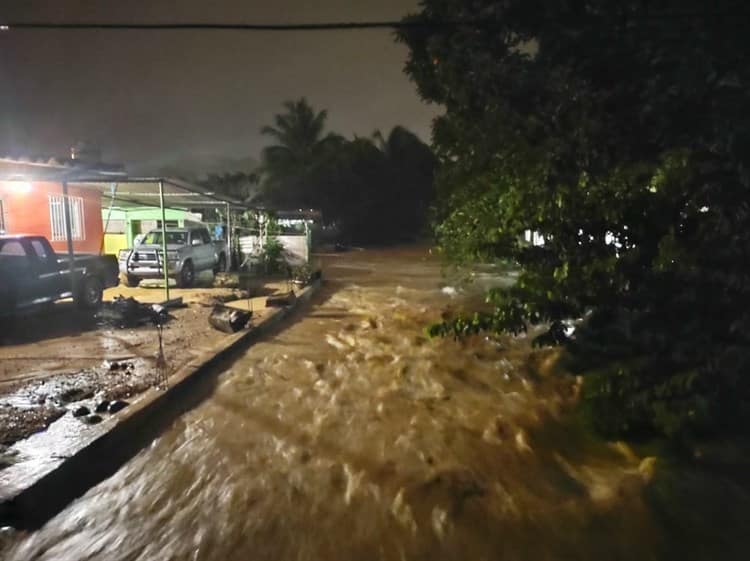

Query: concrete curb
left=0, top=278, right=321, bottom=529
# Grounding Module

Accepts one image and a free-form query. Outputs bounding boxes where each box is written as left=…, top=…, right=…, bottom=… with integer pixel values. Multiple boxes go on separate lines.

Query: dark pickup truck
left=0, top=235, right=119, bottom=316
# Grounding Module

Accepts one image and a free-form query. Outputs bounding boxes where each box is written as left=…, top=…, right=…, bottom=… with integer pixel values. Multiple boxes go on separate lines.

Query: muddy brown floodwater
left=4, top=247, right=750, bottom=560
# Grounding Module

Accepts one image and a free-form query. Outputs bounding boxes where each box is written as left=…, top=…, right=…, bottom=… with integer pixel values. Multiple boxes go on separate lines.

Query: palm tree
left=368, top=126, right=438, bottom=238
left=202, top=172, right=262, bottom=204
left=260, top=98, right=343, bottom=206
left=371, top=126, right=431, bottom=163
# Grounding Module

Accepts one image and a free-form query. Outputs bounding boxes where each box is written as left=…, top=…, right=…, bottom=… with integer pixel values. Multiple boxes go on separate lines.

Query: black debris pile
left=72, top=406, right=90, bottom=417
left=106, top=360, right=134, bottom=373
left=96, top=296, right=172, bottom=329
left=108, top=400, right=129, bottom=413
left=82, top=414, right=103, bottom=425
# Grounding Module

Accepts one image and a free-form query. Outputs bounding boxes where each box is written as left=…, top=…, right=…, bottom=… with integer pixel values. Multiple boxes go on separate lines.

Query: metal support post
left=226, top=203, right=232, bottom=271
left=61, top=181, right=77, bottom=297
left=158, top=180, right=170, bottom=301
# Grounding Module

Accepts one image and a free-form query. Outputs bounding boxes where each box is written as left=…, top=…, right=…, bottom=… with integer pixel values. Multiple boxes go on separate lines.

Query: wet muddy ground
left=0, top=277, right=290, bottom=449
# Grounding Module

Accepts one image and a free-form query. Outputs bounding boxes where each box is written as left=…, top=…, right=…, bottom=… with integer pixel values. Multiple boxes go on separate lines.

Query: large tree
left=313, top=128, right=437, bottom=244
left=400, top=1, right=750, bottom=438
left=372, top=126, right=437, bottom=238
left=260, top=98, right=344, bottom=207
left=259, top=99, right=437, bottom=244
left=201, top=171, right=261, bottom=204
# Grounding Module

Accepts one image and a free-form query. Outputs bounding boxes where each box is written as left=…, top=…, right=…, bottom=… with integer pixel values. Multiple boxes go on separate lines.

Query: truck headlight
left=166, top=251, right=179, bottom=262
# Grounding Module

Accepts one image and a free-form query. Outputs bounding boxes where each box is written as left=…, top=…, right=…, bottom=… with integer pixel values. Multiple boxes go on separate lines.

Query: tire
left=76, top=276, right=104, bottom=309
left=213, top=253, right=227, bottom=275
left=124, top=274, right=140, bottom=288
left=176, top=260, right=194, bottom=288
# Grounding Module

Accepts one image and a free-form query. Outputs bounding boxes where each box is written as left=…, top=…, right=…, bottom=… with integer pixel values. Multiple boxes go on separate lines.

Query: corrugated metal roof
left=77, top=178, right=244, bottom=209
left=0, top=156, right=125, bottom=178
left=0, top=157, right=249, bottom=210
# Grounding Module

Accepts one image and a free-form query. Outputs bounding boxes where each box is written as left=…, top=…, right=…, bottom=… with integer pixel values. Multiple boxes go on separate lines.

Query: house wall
left=0, top=181, right=104, bottom=254
left=100, top=207, right=203, bottom=253
left=277, top=235, right=309, bottom=265
left=103, top=234, right=128, bottom=255
left=238, top=234, right=310, bottom=266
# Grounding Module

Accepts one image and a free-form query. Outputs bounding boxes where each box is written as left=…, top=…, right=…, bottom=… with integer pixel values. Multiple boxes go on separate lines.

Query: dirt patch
left=0, top=405, right=66, bottom=446
left=0, top=362, right=155, bottom=445
left=0, top=280, right=287, bottom=456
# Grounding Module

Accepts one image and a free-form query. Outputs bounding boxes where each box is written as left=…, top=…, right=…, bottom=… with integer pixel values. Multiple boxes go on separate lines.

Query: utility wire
left=2, top=11, right=750, bottom=34
left=2, top=13, right=750, bottom=32
left=0, top=21, right=461, bottom=31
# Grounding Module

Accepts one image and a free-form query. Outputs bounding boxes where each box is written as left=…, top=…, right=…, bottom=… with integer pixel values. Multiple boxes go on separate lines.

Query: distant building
left=238, top=209, right=319, bottom=267
left=0, top=156, right=124, bottom=254
left=101, top=206, right=203, bottom=255
left=1, top=153, right=242, bottom=261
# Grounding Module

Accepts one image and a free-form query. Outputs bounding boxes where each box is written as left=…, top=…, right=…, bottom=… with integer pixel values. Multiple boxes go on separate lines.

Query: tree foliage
left=400, top=0, right=750, bottom=439
left=201, top=171, right=261, bottom=204
left=259, top=98, right=346, bottom=208
left=259, top=100, right=437, bottom=244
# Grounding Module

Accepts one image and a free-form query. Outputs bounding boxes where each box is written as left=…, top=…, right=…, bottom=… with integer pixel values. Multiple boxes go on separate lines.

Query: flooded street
left=4, top=248, right=748, bottom=560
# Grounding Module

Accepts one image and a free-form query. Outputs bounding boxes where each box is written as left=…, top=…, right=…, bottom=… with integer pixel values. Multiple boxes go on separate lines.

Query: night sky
left=0, top=0, right=439, bottom=175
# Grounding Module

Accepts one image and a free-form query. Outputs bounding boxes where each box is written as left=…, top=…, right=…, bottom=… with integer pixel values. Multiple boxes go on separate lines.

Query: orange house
left=0, top=181, right=104, bottom=254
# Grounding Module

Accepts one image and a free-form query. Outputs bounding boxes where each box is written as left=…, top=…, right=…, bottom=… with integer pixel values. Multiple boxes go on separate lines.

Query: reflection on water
left=5, top=248, right=749, bottom=560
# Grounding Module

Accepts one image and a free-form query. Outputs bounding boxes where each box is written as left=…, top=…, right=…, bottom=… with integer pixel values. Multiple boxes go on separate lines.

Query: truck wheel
left=124, top=274, right=141, bottom=288
left=213, top=253, right=227, bottom=275
left=177, top=260, right=194, bottom=288
left=76, top=276, right=104, bottom=309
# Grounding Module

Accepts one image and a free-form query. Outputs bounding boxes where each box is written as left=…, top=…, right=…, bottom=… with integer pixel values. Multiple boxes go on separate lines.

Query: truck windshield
left=142, top=231, right=187, bottom=246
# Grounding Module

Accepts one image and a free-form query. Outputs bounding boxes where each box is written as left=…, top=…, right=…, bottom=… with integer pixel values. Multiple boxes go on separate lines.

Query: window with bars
left=49, top=195, right=85, bottom=241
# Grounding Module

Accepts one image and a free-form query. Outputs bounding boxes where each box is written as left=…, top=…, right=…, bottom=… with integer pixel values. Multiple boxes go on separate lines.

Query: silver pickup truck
left=119, top=226, right=227, bottom=288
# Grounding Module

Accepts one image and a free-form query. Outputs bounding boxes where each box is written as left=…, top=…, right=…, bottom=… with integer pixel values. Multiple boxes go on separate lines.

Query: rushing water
left=5, top=248, right=749, bottom=560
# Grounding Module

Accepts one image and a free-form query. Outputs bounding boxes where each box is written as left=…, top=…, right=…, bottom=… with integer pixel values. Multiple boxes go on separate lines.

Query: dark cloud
left=0, top=0, right=439, bottom=174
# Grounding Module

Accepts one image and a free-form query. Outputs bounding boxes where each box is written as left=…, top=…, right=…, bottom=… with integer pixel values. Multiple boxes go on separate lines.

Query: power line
left=1, top=13, right=750, bottom=32
left=0, top=21, right=452, bottom=32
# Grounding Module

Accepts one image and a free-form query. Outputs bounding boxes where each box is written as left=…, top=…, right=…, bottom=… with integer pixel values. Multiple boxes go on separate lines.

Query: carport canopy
left=74, top=177, right=244, bottom=211
left=74, top=177, right=245, bottom=301
left=1, top=162, right=247, bottom=301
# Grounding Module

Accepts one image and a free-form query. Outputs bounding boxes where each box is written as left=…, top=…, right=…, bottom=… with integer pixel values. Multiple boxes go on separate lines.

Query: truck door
left=188, top=231, right=203, bottom=269
left=189, top=229, right=212, bottom=269
left=200, top=228, right=216, bottom=268
left=27, top=237, right=68, bottom=300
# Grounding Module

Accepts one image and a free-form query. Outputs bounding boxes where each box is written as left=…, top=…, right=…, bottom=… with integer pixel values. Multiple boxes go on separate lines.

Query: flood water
left=5, top=247, right=750, bottom=560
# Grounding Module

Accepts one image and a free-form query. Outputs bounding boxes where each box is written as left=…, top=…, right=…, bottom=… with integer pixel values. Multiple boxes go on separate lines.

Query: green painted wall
left=101, top=206, right=202, bottom=252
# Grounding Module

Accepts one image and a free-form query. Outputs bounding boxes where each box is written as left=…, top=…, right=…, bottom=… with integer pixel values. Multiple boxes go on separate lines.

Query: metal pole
left=226, top=203, right=231, bottom=271
left=158, top=179, right=170, bottom=301
left=61, top=181, right=77, bottom=297
left=100, top=182, right=118, bottom=254
left=305, top=220, right=311, bottom=263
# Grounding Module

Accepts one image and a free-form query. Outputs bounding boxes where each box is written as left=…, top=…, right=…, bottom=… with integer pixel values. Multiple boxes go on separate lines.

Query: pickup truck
left=119, top=225, right=227, bottom=288
left=0, top=235, right=119, bottom=316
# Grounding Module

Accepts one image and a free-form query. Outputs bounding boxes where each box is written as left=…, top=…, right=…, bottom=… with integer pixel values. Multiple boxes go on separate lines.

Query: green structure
left=101, top=206, right=203, bottom=255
